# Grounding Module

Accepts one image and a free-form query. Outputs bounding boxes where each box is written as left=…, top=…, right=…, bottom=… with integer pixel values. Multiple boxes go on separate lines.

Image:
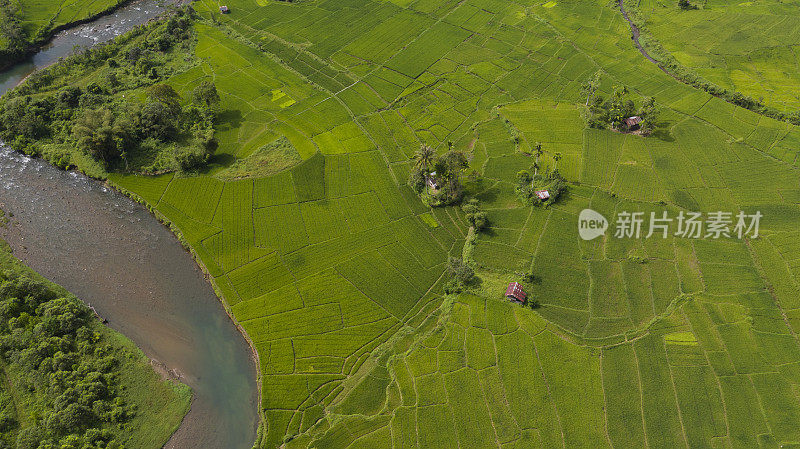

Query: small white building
left=426, top=171, right=439, bottom=190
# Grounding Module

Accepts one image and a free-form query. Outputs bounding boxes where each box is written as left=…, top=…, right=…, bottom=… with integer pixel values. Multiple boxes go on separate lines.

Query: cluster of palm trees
left=528, top=143, right=561, bottom=176
left=411, top=144, right=468, bottom=203
left=413, top=144, right=435, bottom=178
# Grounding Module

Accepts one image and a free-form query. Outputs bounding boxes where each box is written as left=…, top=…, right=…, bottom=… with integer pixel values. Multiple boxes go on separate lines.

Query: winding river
left=0, top=2, right=259, bottom=448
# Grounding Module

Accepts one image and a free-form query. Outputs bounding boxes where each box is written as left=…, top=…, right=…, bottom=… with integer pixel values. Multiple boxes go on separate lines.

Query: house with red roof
left=505, top=282, right=527, bottom=304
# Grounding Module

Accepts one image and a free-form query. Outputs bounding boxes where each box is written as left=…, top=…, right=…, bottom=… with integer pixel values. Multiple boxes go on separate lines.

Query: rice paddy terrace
left=96, top=0, right=800, bottom=447
left=636, top=0, right=800, bottom=114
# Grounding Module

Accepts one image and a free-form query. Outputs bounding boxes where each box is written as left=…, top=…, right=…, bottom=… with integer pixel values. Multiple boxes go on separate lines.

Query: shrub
left=174, top=144, right=209, bottom=172
left=444, top=257, right=474, bottom=293
left=462, top=198, right=488, bottom=231
left=138, top=101, right=178, bottom=141
left=408, top=166, right=425, bottom=194
left=72, top=108, right=128, bottom=167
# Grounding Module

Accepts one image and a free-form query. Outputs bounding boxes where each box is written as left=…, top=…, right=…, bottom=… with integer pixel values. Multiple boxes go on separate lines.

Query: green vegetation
left=461, top=198, right=488, bottom=231
left=0, top=7, right=217, bottom=177
left=8, top=0, right=800, bottom=446
left=631, top=0, right=800, bottom=121
left=217, top=136, right=302, bottom=180
left=515, top=169, right=566, bottom=206
left=443, top=257, right=475, bottom=294
left=0, top=241, right=190, bottom=449
left=0, top=0, right=129, bottom=69
left=584, top=83, right=659, bottom=134
left=409, top=144, right=470, bottom=206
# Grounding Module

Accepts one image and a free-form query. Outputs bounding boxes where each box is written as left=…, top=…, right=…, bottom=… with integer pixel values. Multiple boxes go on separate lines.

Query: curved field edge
left=0, top=239, right=192, bottom=448
left=619, top=0, right=800, bottom=123
left=102, top=176, right=270, bottom=447
left=15, top=0, right=800, bottom=446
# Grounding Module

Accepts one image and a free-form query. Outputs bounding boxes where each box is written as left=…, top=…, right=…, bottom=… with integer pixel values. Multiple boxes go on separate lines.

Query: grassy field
left=635, top=0, right=800, bottom=114
left=11, top=0, right=800, bottom=446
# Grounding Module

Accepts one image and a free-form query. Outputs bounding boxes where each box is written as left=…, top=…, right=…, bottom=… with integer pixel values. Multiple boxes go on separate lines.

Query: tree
left=462, top=198, right=488, bottom=231
left=56, top=86, right=82, bottom=108
left=72, top=108, right=128, bottom=166
left=0, top=96, right=49, bottom=141
left=15, top=426, right=43, bottom=449
left=607, top=85, right=635, bottom=128
left=516, top=170, right=532, bottom=186
left=581, top=71, right=602, bottom=106
left=408, top=166, right=426, bottom=194
left=147, top=83, right=181, bottom=114
left=413, top=144, right=434, bottom=171
left=192, top=80, right=220, bottom=109
left=139, top=100, right=178, bottom=141
left=444, top=257, right=474, bottom=293
left=173, top=144, right=210, bottom=171
left=532, top=142, right=543, bottom=174
left=438, top=150, right=468, bottom=202
left=638, top=96, right=659, bottom=135
left=0, top=0, right=26, bottom=54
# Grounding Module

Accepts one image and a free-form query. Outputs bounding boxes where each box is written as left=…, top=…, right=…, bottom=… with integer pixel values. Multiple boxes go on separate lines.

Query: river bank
left=0, top=144, right=259, bottom=449
left=0, top=0, right=183, bottom=94
left=0, top=0, right=134, bottom=73
left=109, top=176, right=266, bottom=448
left=0, top=2, right=260, bottom=448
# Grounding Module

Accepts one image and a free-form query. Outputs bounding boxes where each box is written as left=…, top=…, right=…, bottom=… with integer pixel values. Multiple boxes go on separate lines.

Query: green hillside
left=5, top=0, right=800, bottom=447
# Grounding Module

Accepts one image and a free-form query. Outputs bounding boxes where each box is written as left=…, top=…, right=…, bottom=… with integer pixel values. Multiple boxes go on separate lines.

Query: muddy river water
left=0, top=2, right=259, bottom=448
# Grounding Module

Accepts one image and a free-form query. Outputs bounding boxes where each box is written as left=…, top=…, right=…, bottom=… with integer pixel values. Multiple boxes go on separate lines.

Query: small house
left=535, top=190, right=550, bottom=200
left=220, top=5, right=230, bottom=13
left=426, top=171, right=439, bottom=190
left=505, top=282, right=527, bottom=304
left=623, top=116, right=642, bottom=131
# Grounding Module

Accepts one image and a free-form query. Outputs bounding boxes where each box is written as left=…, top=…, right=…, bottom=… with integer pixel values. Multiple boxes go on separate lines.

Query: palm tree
left=553, top=152, right=562, bottom=171
left=533, top=143, right=543, bottom=174
left=414, top=144, right=434, bottom=171
left=534, top=143, right=543, bottom=159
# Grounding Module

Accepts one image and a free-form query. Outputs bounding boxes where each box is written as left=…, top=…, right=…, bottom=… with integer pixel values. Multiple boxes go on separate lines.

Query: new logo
left=578, top=209, right=608, bottom=241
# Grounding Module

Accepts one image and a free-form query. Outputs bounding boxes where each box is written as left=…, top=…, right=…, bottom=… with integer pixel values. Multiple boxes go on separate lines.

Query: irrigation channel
left=0, top=1, right=259, bottom=448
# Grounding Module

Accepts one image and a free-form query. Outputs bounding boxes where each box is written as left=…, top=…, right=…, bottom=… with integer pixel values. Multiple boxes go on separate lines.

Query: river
left=0, top=2, right=259, bottom=448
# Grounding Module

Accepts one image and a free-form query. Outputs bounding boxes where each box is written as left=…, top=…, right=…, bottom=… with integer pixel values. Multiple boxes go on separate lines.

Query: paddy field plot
left=638, top=0, right=800, bottom=113
left=99, top=0, right=800, bottom=446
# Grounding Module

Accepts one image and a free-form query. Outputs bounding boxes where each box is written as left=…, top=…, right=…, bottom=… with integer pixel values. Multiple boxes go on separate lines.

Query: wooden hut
left=505, top=282, right=527, bottom=304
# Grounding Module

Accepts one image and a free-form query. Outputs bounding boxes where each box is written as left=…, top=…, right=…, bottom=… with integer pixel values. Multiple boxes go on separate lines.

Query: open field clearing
left=11, top=0, right=800, bottom=446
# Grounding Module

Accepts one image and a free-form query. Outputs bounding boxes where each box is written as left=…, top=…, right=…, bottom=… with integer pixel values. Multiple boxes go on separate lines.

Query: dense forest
left=0, top=240, right=190, bottom=449
left=0, top=0, right=30, bottom=68
left=0, top=7, right=220, bottom=177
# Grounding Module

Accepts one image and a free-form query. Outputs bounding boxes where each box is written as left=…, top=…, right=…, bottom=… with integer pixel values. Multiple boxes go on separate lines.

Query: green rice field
left=44, top=0, right=800, bottom=446
left=636, top=0, right=800, bottom=114
left=1, top=0, right=127, bottom=55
